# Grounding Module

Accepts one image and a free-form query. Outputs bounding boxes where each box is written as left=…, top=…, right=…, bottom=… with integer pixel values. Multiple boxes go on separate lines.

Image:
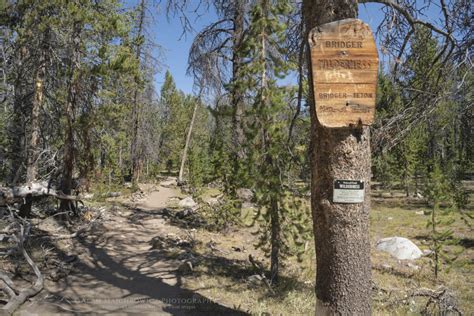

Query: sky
left=146, top=1, right=436, bottom=96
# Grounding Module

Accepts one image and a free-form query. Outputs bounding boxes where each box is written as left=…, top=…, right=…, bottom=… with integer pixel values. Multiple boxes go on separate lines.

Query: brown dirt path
left=18, top=177, right=247, bottom=315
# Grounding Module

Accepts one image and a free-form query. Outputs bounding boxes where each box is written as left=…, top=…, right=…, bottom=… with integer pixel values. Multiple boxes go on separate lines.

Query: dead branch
left=411, top=287, right=462, bottom=315
left=1, top=222, right=44, bottom=315
left=35, top=207, right=105, bottom=240
left=248, top=254, right=275, bottom=295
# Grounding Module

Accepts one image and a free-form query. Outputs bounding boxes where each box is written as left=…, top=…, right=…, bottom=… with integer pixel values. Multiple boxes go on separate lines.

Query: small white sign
left=333, top=180, right=365, bottom=203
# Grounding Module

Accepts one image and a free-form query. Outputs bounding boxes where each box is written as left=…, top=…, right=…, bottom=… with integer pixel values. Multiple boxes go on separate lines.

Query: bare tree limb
left=1, top=222, right=44, bottom=315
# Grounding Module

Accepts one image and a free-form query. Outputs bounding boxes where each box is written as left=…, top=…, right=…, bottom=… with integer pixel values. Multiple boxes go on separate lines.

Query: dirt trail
left=19, top=178, right=246, bottom=315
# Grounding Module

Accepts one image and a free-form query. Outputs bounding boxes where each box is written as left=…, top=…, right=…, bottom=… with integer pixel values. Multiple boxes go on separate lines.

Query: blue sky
left=146, top=2, right=432, bottom=95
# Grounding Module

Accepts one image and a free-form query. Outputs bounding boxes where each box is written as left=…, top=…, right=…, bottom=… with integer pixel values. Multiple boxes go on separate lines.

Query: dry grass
left=179, top=188, right=473, bottom=314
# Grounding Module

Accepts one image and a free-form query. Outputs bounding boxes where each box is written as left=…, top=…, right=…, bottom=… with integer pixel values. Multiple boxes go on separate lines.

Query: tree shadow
left=105, top=204, right=312, bottom=299
left=26, top=218, right=249, bottom=315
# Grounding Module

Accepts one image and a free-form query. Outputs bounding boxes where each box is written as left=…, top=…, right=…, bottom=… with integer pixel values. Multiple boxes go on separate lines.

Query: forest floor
left=16, top=178, right=248, bottom=315
left=10, top=177, right=473, bottom=315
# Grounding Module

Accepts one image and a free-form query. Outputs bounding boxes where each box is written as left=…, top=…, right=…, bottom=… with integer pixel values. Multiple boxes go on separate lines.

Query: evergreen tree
left=237, top=0, right=304, bottom=284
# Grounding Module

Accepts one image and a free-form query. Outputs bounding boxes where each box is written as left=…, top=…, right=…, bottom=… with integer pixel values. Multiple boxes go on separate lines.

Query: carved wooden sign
left=308, top=19, right=378, bottom=127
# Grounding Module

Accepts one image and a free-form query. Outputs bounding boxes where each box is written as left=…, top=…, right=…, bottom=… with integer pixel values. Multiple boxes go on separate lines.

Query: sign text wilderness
left=308, top=19, right=379, bottom=127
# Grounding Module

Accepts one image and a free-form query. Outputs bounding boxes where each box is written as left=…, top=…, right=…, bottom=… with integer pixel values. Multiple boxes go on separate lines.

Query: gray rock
left=205, top=197, right=220, bottom=206
left=422, top=249, right=434, bottom=256
left=178, top=196, right=197, bottom=209
left=236, top=188, right=254, bottom=202
left=242, top=202, right=256, bottom=209
left=376, top=237, right=423, bottom=260
left=106, top=192, right=121, bottom=198
left=247, top=274, right=263, bottom=285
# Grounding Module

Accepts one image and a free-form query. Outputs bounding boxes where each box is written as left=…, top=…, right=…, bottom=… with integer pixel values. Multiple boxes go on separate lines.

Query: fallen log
left=0, top=181, right=82, bottom=207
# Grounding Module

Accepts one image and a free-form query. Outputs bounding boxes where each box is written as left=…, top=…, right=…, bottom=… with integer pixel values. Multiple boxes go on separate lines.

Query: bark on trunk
left=269, top=194, right=280, bottom=284
left=130, top=0, right=146, bottom=185
left=25, top=63, right=43, bottom=184
left=178, top=98, right=199, bottom=184
left=26, top=30, right=48, bottom=184
left=8, top=47, right=29, bottom=185
left=231, top=0, right=245, bottom=160
left=303, top=1, right=372, bottom=314
left=60, top=23, right=81, bottom=211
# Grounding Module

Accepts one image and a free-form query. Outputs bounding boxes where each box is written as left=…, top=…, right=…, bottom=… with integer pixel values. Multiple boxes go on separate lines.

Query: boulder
left=236, top=188, right=254, bottom=202
left=178, top=196, right=197, bottom=209
left=376, top=237, right=422, bottom=260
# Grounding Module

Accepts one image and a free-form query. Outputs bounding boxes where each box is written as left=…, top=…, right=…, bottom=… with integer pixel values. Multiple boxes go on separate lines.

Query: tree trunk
left=25, top=55, right=44, bottom=184
left=26, top=30, right=49, bottom=184
left=60, top=23, right=81, bottom=211
left=8, top=47, right=28, bottom=185
left=303, top=1, right=372, bottom=314
left=178, top=98, right=199, bottom=184
left=130, top=0, right=146, bottom=186
left=259, top=0, right=281, bottom=284
left=269, top=194, right=280, bottom=284
left=23, top=31, right=48, bottom=217
left=231, top=0, right=245, bottom=160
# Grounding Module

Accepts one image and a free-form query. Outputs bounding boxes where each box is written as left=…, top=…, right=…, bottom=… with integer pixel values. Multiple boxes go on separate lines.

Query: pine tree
left=237, top=0, right=298, bottom=284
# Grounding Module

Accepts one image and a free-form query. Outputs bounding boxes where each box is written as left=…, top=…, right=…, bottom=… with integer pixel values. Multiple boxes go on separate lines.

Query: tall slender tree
left=130, top=0, right=147, bottom=185
left=239, top=0, right=296, bottom=283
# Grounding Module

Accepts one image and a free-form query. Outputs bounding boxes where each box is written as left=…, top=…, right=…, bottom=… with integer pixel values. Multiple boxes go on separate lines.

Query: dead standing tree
left=188, top=0, right=248, bottom=187
left=301, top=0, right=466, bottom=314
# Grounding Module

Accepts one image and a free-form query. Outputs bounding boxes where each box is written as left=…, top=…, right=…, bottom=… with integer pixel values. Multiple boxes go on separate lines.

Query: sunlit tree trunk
left=302, top=0, right=372, bottom=314
left=26, top=31, right=48, bottom=184
left=178, top=98, right=199, bottom=184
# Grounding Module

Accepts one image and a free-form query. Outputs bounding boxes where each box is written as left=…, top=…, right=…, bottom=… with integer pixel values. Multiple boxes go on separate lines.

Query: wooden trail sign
left=308, top=19, right=378, bottom=128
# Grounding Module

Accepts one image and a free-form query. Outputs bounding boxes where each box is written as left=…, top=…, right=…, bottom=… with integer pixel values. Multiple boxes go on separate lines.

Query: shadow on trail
left=31, top=213, right=249, bottom=315
left=123, top=205, right=313, bottom=299
left=72, top=232, right=249, bottom=315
